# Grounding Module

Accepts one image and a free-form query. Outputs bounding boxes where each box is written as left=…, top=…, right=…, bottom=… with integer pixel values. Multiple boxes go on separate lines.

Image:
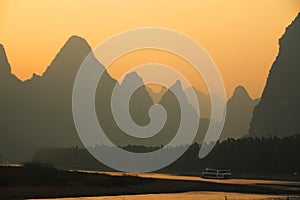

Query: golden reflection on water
left=31, top=171, right=300, bottom=200
left=77, top=171, right=300, bottom=186
left=38, top=192, right=299, bottom=200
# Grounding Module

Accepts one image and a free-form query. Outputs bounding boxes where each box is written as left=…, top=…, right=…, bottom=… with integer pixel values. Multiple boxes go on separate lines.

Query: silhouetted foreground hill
left=249, top=13, right=300, bottom=137
left=32, top=134, right=300, bottom=179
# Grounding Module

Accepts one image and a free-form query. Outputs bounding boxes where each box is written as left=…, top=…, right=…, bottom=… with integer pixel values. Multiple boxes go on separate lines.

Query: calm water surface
left=35, top=192, right=300, bottom=200
left=31, top=171, right=300, bottom=200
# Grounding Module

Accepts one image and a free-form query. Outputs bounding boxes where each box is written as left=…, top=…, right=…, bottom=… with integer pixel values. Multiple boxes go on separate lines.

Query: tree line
left=32, top=134, right=300, bottom=178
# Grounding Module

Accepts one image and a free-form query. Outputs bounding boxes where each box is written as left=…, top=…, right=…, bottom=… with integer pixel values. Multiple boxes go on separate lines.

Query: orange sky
left=0, top=0, right=299, bottom=98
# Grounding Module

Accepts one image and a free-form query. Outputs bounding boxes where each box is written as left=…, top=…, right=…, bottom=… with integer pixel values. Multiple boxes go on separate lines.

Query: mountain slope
left=184, top=85, right=258, bottom=141
left=184, top=87, right=211, bottom=119
left=0, top=36, right=96, bottom=161
left=249, top=13, right=300, bottom=137
left=158, top=81, right=211, bottom=145
left=0, top=44, right=27, bottom=162
left=220, top=86, right=259, bottom=140
left=0, top=36, right=158, bottom=161
left=0, top=36, right=155, bottom=161
left=97, top=71, right=156, bottom=147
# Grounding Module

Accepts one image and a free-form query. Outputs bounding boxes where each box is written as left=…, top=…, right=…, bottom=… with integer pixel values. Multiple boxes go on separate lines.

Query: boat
left=201, top=168, right=232, bottom=179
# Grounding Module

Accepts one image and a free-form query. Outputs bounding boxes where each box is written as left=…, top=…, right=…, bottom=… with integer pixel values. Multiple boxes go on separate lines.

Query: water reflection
left=36, top=192, right=298, bottom=200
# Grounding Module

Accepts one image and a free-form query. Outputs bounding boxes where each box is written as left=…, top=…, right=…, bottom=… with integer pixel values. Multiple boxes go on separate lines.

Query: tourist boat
left=201, top=168, right=232, bottom=179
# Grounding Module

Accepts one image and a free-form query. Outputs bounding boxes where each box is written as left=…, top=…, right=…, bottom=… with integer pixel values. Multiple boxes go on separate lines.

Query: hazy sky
left=0, top=0, right=299, bottom=98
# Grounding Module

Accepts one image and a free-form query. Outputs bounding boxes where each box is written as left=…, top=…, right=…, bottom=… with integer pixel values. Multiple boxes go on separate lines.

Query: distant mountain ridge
left=0, top=35, right=261, bottom=162
left=184, top=87, right=211, bottom=119
left=0, top=36, right=95, bottom=161
left=0, top=36, right=153, bottom=162
left=221, top=86, right=259, bottom=140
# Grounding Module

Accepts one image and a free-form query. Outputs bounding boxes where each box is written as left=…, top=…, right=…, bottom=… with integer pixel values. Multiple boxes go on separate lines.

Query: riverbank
left=37, top=192, right=300, bottom=200
left=0, top=164, right=299, bottom=199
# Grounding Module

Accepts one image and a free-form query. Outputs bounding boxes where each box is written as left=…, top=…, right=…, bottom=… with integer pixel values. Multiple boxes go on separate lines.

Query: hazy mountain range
left=5, top=11, right=300, bottom=163
left=0, top=35, right=259, bottom=162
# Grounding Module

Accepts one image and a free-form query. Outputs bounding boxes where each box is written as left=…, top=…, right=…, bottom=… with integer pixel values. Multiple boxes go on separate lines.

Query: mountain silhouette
left=0, top=44, right=22, bottom=91
left=184, top=86, right=258, bottom=141
left=119, top=72, right=153, bottom=126
left=0, top=36, right=95, bottom=161
left=0, top=44, right=28, bottom=161
left=158, top=81, right=211, bottom=145
left=96, top=71, right=157, bottom=147
left=249, top=13, right=300, bottom=137
left=0, top=40, right=261, bottom=162
left=184, top=87, right=211, bottom=119
left=146, top=86, right=167, bottom=104
left=0, top=36, right=154, bottom=162
left=220, top=86, right=259, bottom=140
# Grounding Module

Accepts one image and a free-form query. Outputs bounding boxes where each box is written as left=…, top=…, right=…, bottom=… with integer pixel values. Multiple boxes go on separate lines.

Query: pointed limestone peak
left=54, top=35, right=92, bottom=60
left=0, top=43, right=12, bottom=74
left=278, top=12, right=300, bottom=52
left=168, top=80, right=190, bottom=103
left=64, top=35, right=91, bottom=49
left=121, top=71, right=144, bottom=87
left=41, top=35, right=93, bottom=78
left=230, top=85, right=252, bottom=100
left=172, top=80, right=182, bottom=89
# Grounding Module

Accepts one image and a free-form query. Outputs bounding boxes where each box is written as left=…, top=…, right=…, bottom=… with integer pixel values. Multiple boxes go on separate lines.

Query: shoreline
left=1, top=165, right=300, bottom=199
left=35, top=192, right=300, bottom=200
